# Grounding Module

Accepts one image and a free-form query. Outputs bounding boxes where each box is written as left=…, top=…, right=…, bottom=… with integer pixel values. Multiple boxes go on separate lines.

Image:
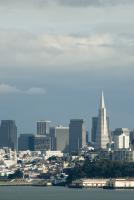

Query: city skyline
left=1, top=1, right=134, bottom=199
left=0, top=91, right=133, bottom=133
left=0, top=0, right=134, bottom=132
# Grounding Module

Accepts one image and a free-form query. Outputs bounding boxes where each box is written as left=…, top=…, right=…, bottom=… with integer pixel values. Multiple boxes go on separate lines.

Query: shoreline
left=1, top=178, right=134, bottom=190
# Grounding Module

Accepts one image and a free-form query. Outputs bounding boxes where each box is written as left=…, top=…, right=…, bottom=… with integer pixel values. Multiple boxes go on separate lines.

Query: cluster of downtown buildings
left=0, top=119, right=86, bottom=154
left=0, top=92, right=134, bottom=161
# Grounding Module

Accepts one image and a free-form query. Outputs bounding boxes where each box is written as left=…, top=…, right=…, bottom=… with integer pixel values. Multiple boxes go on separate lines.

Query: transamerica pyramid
left=95, top=91, right=110, bottom=149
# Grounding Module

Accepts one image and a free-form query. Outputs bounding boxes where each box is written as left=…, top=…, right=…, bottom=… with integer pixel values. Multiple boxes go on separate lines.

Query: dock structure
left=70, top=178, right=134, bottom=189
left=70, top=179, right=108, bottom=188
left=104, top=178, right=134, bottom=189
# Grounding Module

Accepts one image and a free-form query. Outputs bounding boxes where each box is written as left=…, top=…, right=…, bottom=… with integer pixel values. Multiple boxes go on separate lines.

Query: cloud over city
left=0, top=0, right=134, bottom=130
left=0, top=83, right=46, bottom=95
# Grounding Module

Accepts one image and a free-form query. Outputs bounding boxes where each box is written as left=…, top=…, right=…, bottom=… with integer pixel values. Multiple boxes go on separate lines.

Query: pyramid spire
left=100, top=91, right=105, bottom=109
left=96, top=91, right=110, bottom=149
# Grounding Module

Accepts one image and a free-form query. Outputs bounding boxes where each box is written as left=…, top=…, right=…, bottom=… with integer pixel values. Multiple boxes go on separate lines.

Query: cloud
left=0, top=83, right=20, bottom=94
left=0, top=29, right=134, bottom=73
left=25, top=87, right=46, bottom=95
left=57, top=0, right=134, bottom=7
left=0, top=83, right=46, bottom=95
left=0, top=0, right=47, bottom=8
left=0, top=0, right=134, bottom=9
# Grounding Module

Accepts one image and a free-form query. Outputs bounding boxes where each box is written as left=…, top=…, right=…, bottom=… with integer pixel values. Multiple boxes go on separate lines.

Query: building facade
left=91, top=116, right=109, bottom=144
left=130, top=130, right=134, bottom=147
left=37, top=120, right=51, bottom=135
left=112, top=150, right=134, bottom=162
left=113, top=128, right=130, bottom=150
left=55, top=126, right=69, bottom=153
left=95, top=92, right=110, bottom=149
left=33, top=135, right=51, bottom=152
left=69, top=119, right=86, bottom=153
left=49, top=126, right=69, bottom=153
left=91, top=117, right=98, bottom=144
left=0, top=120, right=17, bottom=150
left=18, top=134, right=34, bottom=151
left=49, top=127, right=56, bottom=151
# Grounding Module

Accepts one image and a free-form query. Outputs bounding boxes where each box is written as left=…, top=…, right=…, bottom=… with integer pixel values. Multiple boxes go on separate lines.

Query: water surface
left=0, top=186, right=134, bottom=200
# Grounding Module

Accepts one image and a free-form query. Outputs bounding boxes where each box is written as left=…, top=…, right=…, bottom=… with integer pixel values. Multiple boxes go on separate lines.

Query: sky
left=0, top=0, right=134, bottom=133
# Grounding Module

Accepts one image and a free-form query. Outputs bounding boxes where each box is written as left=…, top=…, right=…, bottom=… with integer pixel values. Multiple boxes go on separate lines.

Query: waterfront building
left=37, top=120, right=51, bottom=135
left=18, top=134, right=34, bottom=151
left=95, top=92, right=110, bottom=149
left=106, top=179, right=134, bottom=189
left=71, top=179, right=108, bottom=188
left=69, top=119, right=86, bottom=153
left=113, top=128, right=130, bottom=150
left=0, top=120, right=17, bottom=150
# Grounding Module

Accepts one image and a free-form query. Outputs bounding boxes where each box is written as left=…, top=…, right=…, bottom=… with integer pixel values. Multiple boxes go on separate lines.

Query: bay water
left=0, top=186, right=134, bottom=200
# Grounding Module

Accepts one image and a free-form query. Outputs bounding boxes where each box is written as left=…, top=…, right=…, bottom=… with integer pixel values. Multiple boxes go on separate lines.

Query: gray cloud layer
left=58, top=0, right=134, bottom=7
left=0, top=0, right=134, bottom=8
left=0, top=29, right=134, bottom=73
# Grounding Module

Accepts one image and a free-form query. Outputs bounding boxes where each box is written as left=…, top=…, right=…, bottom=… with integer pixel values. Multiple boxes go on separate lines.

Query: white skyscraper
left=95, top=92, right=110, bottom=149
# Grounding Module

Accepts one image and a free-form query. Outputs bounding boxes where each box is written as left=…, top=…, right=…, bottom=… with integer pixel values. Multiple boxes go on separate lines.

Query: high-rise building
left=49, top=126, right=69, bottom=153
left=113, top=128, right=130, bottom=150
left=86, top=130, right=89, bottom=144
left=130, top=130, right=134, bottom=146
left=57, top=126, right=69, bottom=153
left=33, top=135, right=51, bottom=152
left=0, top=120, right=17, bottom=150
left=37, top=120, right=51, bottom=135
left=91, top=117, right=98, bottom=143
left=91, top=116, right=109, bottom=144
left=69, top=119, right=86, bottom=153
left=49, top=127, right=56, bottom=151
left=95, top=92, right=110, bottom=149
left=18, top=134, right=34, bottom=151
